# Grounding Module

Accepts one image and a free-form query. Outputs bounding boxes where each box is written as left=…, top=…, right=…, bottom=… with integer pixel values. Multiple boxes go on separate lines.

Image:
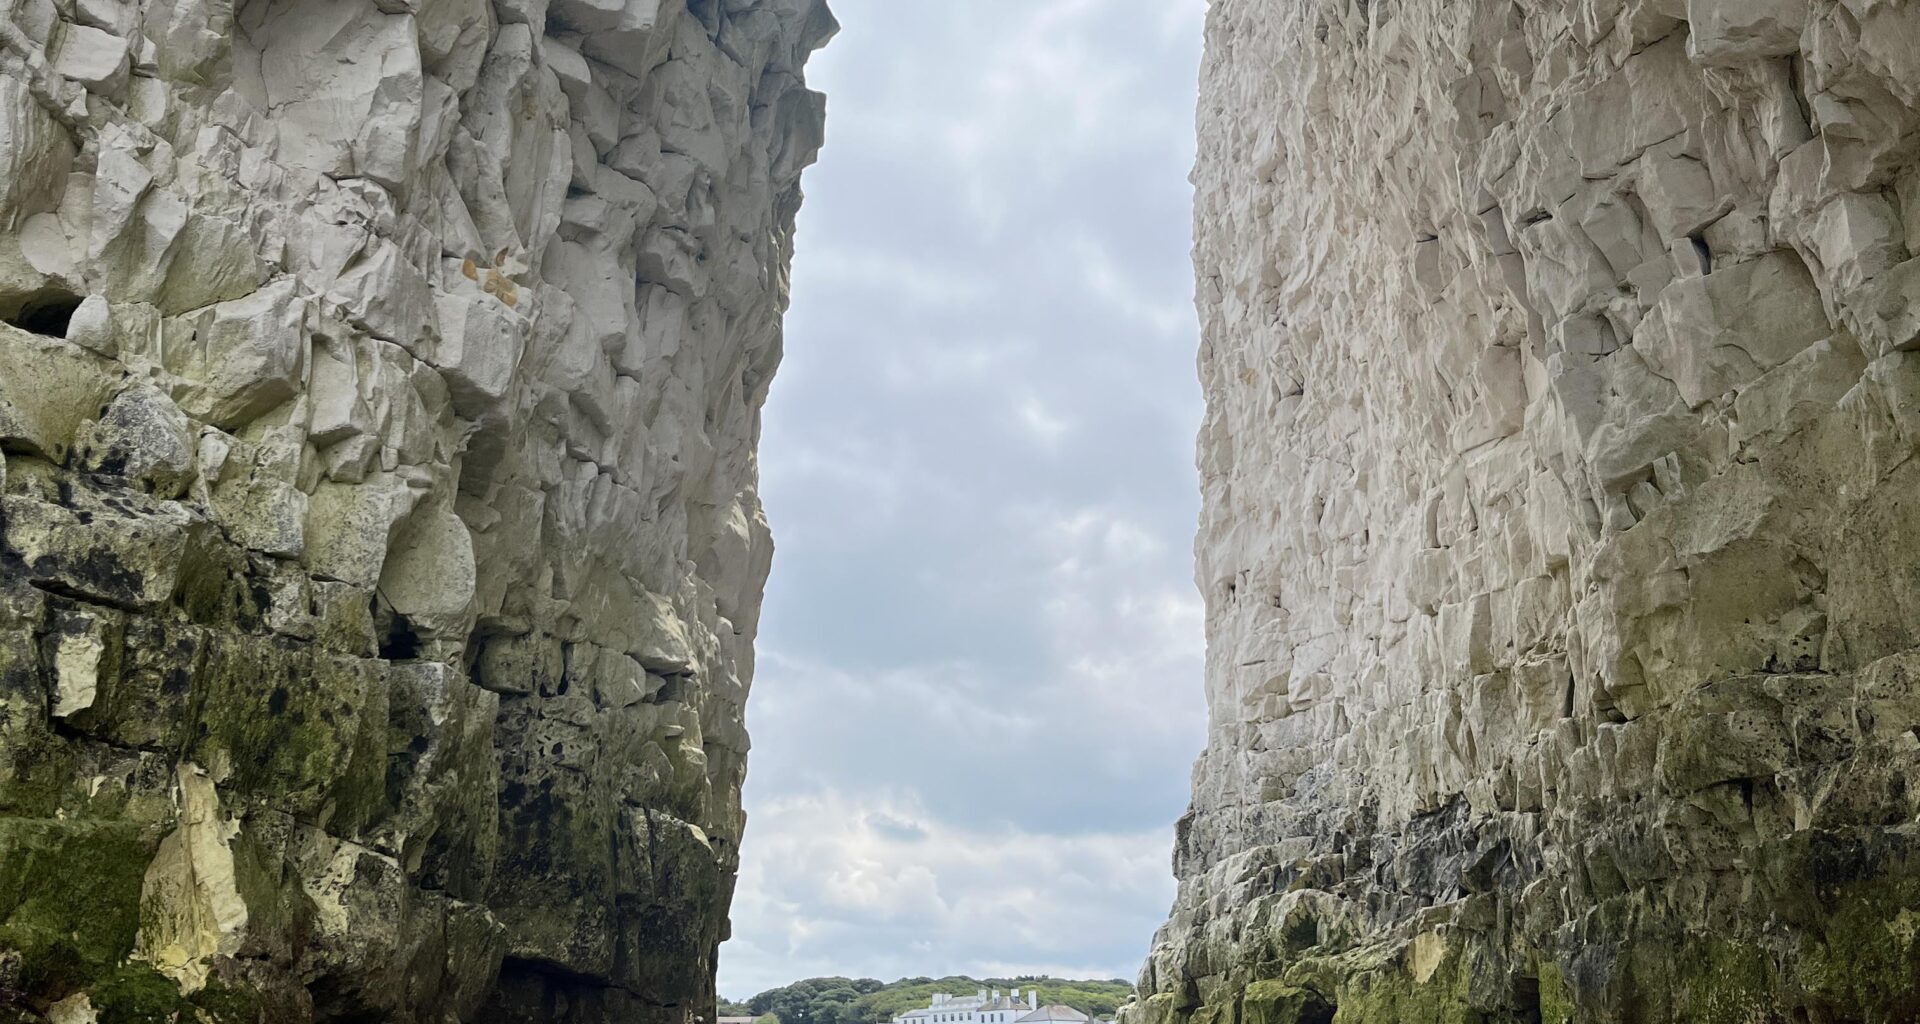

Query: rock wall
left=0, top=0, right=832, bottom=1020
left=1135, top=2, right=1920, bottom=1022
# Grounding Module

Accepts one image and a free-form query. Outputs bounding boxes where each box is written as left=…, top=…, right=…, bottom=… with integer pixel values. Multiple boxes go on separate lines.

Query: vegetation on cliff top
left=725, top=976, right=1136, bottom=1024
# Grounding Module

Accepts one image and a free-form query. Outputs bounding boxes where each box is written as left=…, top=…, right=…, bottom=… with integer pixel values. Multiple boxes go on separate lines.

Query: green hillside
left=729, top=976, right=1135, bottom=1024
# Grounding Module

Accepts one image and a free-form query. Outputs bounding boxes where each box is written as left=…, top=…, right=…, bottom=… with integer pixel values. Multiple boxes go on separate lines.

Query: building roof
left=899, top=992, right=1052, bottom=1022
left=1016, top=1008, right=1090, bottom=1023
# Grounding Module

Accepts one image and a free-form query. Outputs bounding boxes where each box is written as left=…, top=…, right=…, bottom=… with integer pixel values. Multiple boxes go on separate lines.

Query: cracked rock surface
left=1131, top=2, right=1920, bottom=1022
left=0, top=0, right=832, bottom=1020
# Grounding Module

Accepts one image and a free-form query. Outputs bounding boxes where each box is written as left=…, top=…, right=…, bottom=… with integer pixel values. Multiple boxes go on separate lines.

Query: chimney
left=1028, top=993, right=1037, bottom=1010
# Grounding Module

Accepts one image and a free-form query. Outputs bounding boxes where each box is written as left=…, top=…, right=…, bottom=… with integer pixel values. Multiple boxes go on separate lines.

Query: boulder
left=174, top=279, right=308, bottom=429
left=0, top=324, right=113, bottom=461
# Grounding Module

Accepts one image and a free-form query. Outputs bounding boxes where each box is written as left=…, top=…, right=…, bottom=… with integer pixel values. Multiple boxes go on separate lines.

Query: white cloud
left=877, top=337, right=1026, bottom=393
left=733, top=0, right=1208, bottom=1001
left=1015, top=394, right=1075, bottom=445
left=1040, top=505, right=1169, bottom=568
left=759, top=434, right=917, bottom=538
left=1067, top=232, right=1195, bottom=340
left=800, top=245, right=994, bottom=309
left=723, top=790, right=1172, bottom=997
left=1023, top=503, right=1209, bottom=758
left=734, top=492, right=1207, bottom=991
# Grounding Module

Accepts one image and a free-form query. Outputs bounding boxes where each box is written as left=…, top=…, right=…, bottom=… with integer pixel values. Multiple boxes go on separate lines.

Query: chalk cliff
left=0, top=0, right=831, bottom=1020
left=1135, top=1, right=1920, bottom=1021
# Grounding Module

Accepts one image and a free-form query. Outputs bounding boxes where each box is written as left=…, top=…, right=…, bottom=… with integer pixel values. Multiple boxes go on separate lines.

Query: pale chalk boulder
left=1686, top=0, right=1809, bottom=65
left=432, top=290, right=527, bottom=417
left=1632, top=250, right=1831, bottom=407
left=175, top=278, right=308, bottom=428
left=0, top=325, right=114, bottom=462
left=377, top=505, right=478, bottom=638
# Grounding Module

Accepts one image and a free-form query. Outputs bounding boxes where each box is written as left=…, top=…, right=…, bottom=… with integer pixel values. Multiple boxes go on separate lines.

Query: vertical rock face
left=0, top=0, right=831, bottom=1021
left=1138, top=2, right=1920, bottom=1022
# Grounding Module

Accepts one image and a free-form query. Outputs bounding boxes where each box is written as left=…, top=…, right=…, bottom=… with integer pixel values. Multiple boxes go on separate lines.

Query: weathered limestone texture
left=0, top=0, right=832, bottom=1020
left=1133, top=2, right=1920, bottom=1022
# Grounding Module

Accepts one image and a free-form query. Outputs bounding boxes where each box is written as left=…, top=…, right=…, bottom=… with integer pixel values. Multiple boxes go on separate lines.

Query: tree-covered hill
left=728, top=976, right=1136, bottom=1024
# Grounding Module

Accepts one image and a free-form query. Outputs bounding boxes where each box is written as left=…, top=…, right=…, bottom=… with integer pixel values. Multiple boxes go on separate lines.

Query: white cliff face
left=1136, top=2, right=1920, bottom=1022
left=0, top=1, right=831, bottom=1021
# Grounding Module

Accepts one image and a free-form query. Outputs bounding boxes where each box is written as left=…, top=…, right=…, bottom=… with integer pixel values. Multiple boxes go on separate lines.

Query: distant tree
left=746, top=975, right=1133, bottom=1024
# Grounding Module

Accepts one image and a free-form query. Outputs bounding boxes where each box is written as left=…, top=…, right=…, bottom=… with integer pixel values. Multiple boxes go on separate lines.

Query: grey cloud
left=724, top=0, right=1209, bottom=998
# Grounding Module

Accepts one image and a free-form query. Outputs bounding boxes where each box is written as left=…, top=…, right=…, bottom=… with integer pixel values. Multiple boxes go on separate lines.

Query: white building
left=891, top=990, right=1101, bottom=1024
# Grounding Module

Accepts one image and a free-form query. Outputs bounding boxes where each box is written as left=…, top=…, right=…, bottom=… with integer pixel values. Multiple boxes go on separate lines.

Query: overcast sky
left=720, top=0, right=1209, bottom=999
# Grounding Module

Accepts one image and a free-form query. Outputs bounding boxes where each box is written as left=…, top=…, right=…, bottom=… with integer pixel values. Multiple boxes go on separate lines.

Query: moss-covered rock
left=187, top=637, right=387, bottom=822
left=1616, top=935, right=1778, bottom=1024
left=0, top=491, right=215, bottom=613
left=1311, top=939, right=1479, bottom=1024
left=1240, top=980, right=1332, bottom=1024
left=1790, top=839, right=1920, bottom=1023
left=88, top=964, right=190, bottom=1024
left=0, top=818, right=154, bottom=1002
left=1536, top=962, right=1572, bottom=1024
